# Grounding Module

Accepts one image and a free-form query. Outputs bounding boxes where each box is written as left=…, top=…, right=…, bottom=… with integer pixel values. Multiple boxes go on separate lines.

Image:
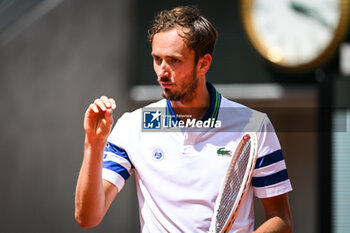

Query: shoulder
left=218, top=96, right=268, bottom=132
left=220, top=96, right=265, bottom=116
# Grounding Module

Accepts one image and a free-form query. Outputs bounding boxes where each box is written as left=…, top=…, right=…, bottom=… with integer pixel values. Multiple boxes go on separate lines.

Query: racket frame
left=209, top=132, right=258, bottom=233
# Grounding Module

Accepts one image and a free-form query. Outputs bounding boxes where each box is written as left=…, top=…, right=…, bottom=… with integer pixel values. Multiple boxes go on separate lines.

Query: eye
left=171, top=58, right=181, bottom=63
left=153, top=56, right=162, bottom=64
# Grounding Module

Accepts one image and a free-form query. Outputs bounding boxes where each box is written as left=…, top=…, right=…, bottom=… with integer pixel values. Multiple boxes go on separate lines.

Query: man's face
left=151, top=27, right=199, bottom=102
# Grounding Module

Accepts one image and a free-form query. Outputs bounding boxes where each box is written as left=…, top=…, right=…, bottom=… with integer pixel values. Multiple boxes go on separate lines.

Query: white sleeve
left=252, top=115, right=293, bottom=198
left=102, top=113, right=134, bottom=192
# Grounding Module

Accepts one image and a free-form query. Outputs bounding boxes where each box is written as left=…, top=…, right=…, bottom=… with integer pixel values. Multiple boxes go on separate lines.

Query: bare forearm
left=75, top=96, right=117, bottom=228
left=75, top=138, right=107, bottom=228
left=255, top=194, right=292, bottom=233
left=254, top=216, right=292, bottom=233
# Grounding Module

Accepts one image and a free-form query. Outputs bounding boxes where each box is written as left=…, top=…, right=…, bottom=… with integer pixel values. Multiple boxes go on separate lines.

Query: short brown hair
left=148, top=6, right=218, bottom=62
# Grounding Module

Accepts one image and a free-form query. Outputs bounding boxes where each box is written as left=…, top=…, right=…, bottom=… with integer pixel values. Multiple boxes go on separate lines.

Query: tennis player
left=75, top=5, right=292, bottom=233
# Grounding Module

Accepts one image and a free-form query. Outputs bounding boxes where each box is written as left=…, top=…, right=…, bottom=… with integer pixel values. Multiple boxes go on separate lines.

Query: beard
left=160, top=69, right=199, bottom=102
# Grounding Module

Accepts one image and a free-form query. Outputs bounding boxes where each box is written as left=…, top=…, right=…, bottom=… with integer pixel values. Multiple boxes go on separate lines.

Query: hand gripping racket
left=209, top=133, right=258, bottom=233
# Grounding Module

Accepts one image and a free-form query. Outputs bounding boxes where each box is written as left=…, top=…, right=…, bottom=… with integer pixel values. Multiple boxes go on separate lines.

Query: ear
left=197, top=54, right=212, bottom=75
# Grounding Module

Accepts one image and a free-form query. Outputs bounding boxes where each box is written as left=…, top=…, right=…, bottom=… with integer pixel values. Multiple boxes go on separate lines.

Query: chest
left=129, top=131, right=242, bottom=197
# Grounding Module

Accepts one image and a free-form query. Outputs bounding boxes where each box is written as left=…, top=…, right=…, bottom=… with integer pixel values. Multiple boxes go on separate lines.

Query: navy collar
left=165, top=82, right=221, bottom=126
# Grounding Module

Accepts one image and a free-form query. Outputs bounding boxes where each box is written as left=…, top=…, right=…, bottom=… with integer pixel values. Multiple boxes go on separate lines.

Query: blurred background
left=0, top=0, right=349, bottom=232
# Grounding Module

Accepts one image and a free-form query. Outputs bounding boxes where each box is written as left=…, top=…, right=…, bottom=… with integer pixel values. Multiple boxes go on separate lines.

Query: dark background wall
left=0, top=0, right=139, bottom=232
left=0, top=0, right=348, bottom=233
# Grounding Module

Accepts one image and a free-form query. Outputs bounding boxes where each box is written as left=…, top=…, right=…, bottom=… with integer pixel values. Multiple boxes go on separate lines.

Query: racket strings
left=215, top=140, right=252, bottom=231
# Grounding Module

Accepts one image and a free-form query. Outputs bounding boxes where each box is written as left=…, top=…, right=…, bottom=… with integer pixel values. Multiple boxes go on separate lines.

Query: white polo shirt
left=102, top=83, right=292, bottom=232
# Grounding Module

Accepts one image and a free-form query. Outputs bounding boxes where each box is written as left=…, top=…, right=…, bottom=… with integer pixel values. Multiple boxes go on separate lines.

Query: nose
left=156, top=61, right=170, bottom=78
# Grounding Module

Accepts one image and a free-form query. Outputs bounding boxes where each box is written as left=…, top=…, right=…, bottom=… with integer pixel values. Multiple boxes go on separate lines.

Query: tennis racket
left=209, top=132, right=258, bottom=233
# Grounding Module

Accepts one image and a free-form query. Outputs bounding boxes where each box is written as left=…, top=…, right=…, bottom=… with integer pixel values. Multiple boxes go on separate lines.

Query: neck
left=170, top=80, right=210, bottom=120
